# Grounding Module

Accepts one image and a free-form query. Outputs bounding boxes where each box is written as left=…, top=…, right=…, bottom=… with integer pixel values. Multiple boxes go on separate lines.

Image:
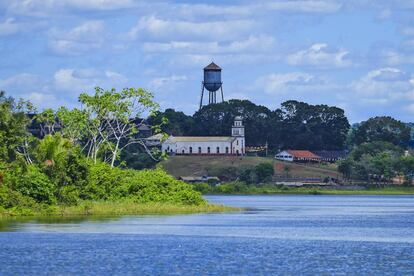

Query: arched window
left=182, top=149, right=185, bottom=154
left=189, top=147, right=193, bottom=154
left=236, top=140, right=239, bottom=145
left=198, top=147, right=202, bottom=154
left=207, top=147, right=210, bottom=154
left=216, top=147, right=220, bottom=154
left=225, top=147, right=229, bottom=154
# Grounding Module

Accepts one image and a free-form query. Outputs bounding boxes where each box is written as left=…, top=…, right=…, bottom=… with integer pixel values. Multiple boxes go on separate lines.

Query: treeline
left=149, top=100, right=413, bottom=152
left=0, top=89, right=205, bottom=216
left=149, top=99, right=351, bottom=151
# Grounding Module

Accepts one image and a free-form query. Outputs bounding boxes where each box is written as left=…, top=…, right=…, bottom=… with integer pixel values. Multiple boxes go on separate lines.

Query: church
left=161, top=116, right=245, bottom=155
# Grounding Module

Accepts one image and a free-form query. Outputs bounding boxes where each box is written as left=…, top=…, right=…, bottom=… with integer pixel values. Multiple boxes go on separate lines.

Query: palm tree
left=35, top=134, right=72, bottom=167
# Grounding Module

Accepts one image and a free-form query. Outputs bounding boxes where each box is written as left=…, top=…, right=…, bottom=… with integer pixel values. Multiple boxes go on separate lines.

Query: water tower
left=199, top=62, right=224, bottom=110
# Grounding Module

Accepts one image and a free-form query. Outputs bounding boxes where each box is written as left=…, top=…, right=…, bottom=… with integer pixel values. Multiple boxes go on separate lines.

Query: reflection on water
left=1, top=195, right=414, bottom=275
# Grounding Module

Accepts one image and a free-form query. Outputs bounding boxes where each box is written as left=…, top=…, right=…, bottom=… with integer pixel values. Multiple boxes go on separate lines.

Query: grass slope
left=160, top=156, right=340, bottom=179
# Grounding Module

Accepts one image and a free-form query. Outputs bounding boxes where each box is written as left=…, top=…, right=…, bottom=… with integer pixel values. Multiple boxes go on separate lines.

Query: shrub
left=9, top=165, right=56, bottom=204
left=255, top=163, right=274, bottom=183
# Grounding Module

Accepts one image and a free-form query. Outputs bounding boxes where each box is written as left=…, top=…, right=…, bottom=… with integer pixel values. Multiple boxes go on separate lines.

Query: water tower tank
left=203, top=62, right=222, bottom=92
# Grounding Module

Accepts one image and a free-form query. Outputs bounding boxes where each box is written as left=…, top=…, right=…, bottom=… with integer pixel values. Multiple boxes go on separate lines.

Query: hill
left=159, top=156, right=340, bottom=180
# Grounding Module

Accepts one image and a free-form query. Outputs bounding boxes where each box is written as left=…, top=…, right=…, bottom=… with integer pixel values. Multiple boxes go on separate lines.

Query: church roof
left=165, top=136, right=234, bottom=143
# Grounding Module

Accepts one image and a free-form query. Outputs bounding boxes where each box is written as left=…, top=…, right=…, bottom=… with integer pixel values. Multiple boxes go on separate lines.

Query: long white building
left=161, top=116, right=245, bottom=155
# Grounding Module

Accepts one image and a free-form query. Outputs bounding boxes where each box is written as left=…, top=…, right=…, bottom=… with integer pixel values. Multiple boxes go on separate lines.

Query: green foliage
left=239, top=162, right=274, bottom=184
left=337, top=141, right=412, bottom=185
left=0, top=91, right=205, bottom=214
left=351, top=116, right=410, bottom=147
left=254, top=163, right=274, bottom=183
left=148, top=108, right=194, bottom=136
left=191, top=99, right=349, bottom=150
left=0, top=91, right=32, bottom=162
left=6, top=165, right=56, bottom=204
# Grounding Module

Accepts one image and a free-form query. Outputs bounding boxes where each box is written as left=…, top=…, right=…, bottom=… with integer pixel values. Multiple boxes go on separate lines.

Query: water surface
left=1, top=195, right=414, bottom=275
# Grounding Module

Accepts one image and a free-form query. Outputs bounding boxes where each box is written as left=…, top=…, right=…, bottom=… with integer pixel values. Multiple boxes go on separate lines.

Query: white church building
left=161, top=116, right=245, bottom=155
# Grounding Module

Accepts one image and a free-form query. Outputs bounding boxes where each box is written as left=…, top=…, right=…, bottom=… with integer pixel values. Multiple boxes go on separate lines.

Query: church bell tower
left=231, top=116, right=245, bottom=155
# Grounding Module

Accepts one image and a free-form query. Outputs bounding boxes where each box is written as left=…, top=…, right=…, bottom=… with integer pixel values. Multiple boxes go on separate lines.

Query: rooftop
left=166, top=136, right=234, bottom=143
left=204, top=62, right=221, bottom=71
left=286, top=150, right=321, bottom=159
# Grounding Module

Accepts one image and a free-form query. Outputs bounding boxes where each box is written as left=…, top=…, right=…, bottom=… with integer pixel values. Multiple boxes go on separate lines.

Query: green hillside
left=159, top=156, right=340, bottom=180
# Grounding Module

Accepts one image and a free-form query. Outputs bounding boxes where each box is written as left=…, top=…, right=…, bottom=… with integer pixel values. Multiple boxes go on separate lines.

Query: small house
left=275, top=150, right=321, bottom=162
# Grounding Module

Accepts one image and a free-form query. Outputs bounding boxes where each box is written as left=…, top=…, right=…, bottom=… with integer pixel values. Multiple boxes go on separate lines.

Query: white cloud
left=286, top=43, right=352, bottom=68
left=378, top=50, right=414, bottom=65
left=148, top=75, right=188, bottom=90
left=143, top=35, right=276, bottom=54
left=6, top=0, right=137, bottom=16
left=23, top=92, right=71, bottom=110
left=257, top=72, right=326, bottom=94
left=128, top=16, right=256, bottom=42
left=0, top=18, right=20, bottom=36
left=265, top=1, right=342, bottom=13
left=401, top=27, right=414, bottom=36
left=49, top=20, right=105, bottom=55
left=0, top=73, right=41, bottom=89
left=54, top=68, right=128, bottom=93
left=350, top=68, right=414, bottom=103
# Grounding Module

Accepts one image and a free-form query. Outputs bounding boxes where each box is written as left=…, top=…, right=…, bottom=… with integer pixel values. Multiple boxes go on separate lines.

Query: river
left=1, top=195, right=414, bottom=275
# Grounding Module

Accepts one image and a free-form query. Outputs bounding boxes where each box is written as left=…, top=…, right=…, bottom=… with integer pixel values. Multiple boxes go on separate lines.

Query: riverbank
left=0, top=201, right=240, bottom=218
left=194, top=183, right=414, bottom=196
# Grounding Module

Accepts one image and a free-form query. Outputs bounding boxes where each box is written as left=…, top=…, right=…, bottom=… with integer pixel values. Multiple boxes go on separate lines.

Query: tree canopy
left=351, top=116, right=411, bottom=147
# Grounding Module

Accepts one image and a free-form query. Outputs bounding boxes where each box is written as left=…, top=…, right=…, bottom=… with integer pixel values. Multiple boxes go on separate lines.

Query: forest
left=0, top=88, right=223, bottom=217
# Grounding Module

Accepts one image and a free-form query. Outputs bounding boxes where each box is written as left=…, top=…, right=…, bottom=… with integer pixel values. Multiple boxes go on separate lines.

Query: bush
left=255, top=163, right=274, bottom=183
left=9, top=165, right=56, bottom=204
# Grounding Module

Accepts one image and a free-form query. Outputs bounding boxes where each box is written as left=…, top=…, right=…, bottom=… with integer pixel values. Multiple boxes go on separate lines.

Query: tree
left=148, top=108, right=194, bottom=136
left=35, top=108, right=58, bottom=136
left=0, top=91, right=33, bottom=163
left=56, top=107, right=88, bottom=144
left=337, top=158, right=353, bottom=181
left=255, top=162, right=274, bottom=183
left=352, top=116, right=410, bottom=147
left=192, top=99, right=273, bottom=146
left=79, top=87, right=160, bottom=167
left=397, top=156, right=414, bottom=185
left=277, top=100, right=350, bottom=150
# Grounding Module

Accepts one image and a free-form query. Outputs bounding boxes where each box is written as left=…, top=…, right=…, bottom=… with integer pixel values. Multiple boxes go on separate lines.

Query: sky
left=0, top=0, right=414, bottom=123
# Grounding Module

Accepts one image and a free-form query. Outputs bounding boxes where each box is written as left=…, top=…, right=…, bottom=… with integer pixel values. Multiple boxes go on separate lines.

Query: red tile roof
left=287, top=150, right=321, bottom=159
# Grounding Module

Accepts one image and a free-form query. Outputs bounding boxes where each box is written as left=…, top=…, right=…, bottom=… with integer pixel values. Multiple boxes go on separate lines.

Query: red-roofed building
left=275, top=150, right=321, bottom=162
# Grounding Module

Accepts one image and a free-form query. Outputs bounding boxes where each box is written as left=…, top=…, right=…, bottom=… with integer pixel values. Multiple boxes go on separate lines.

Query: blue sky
left=0, top=0, right=414, bottom=122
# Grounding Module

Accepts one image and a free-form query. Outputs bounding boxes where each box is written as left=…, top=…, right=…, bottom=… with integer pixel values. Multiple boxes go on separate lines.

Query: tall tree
left=0, top=91, right=34, bottom=163
left=79, top=87, right=160, bottom=167
left=277, top=100, right=350, bottom=150
left=148, top=108, right=194, bottom=136
left=352, top=116, right=410, bottom=147
left=192, top=99, right=273, bottom=146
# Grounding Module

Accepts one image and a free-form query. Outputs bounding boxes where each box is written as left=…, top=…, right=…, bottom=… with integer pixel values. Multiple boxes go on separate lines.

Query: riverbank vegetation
left=0, top=89, right=233, bottom=217
left=193, top=182, right=414, bottom=195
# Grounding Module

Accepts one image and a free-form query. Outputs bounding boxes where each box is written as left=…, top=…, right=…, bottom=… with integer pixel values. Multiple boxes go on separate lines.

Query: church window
left=225, top=147, right=229, bottom=154
left=182, top=149, right=185, bottom=154
left=189, top=147, right=193, bottom=154
left=236, top=140, right=239, bottom=146
left=216, top=147, right=220, bottom=154
left=207, top=147, right=210, bottom=154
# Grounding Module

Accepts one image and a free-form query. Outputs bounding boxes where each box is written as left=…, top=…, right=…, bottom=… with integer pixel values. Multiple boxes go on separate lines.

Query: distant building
left=311, top=150, right=348, bottom=162
left=161, top=117, right=245, bottom=155
left=145, top=133, right=164, bottom=147
left=275, top=150, right=321, bottom=162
